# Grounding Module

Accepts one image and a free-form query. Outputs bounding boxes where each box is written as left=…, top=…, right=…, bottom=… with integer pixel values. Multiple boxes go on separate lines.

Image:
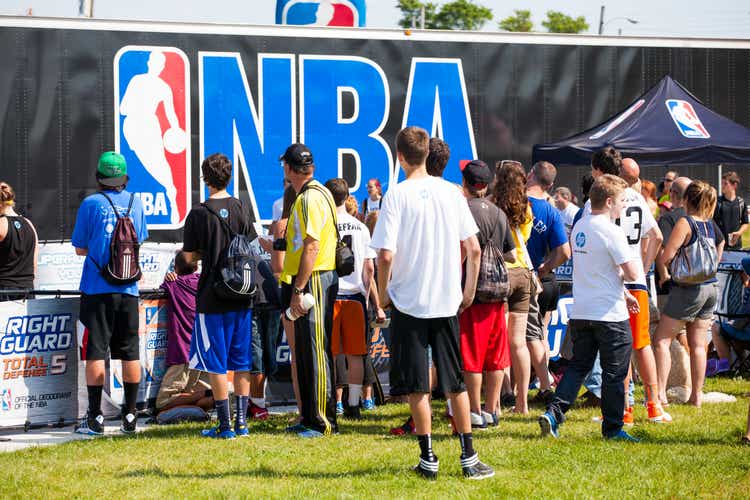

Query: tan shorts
left=155, top=364, right=210, bottom=410
left=507, top=267, right=532, bottom=314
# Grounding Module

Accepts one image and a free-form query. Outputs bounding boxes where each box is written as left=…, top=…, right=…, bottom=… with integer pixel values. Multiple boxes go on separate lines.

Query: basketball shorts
left=627, top=288, right=651, bottom=350
left=189, top=309, right=253, bottom=374
left=332, top=293, right=368, bottom=356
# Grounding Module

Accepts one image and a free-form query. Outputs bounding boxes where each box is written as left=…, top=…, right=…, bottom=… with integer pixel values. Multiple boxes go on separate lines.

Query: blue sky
left=1, top=0, right=749, bottom=38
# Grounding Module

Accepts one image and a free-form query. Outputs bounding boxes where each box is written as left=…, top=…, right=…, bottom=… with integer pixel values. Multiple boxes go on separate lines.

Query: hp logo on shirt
left=219, top=208, right=229, bottom=218
left=575, top=232, right=586, bottom=248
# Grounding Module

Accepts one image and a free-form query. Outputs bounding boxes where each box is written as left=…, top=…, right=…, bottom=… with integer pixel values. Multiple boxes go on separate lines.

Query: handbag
left=670, top=216, right=718, bottom=286
left=474, top=213, right=510, bottom=303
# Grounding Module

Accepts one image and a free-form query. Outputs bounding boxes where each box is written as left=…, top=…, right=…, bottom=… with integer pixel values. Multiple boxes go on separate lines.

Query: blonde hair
left=0, top=182, right=15, bottom=206
left=344, top=195, right=359, bottom=218
left=684, top=180, right=716, bottom=219
left=589, top=174, right=628, bottom=210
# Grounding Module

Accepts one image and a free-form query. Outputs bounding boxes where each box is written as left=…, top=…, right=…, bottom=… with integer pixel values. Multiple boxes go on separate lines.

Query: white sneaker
left=470, top=411, right=487, bottom=429
left=481, top=410, right=498, bottom=427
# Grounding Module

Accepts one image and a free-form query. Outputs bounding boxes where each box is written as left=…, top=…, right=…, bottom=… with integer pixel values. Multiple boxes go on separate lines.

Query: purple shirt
left=160, top=273, right=199, bottom=366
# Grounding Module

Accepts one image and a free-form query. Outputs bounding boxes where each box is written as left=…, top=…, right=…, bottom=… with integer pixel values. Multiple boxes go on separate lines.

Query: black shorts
left=537, top=273, right=560, bottom=314
left=389, top=307, right=465, bottom=395
left=79, top=293, right=140, bottom=361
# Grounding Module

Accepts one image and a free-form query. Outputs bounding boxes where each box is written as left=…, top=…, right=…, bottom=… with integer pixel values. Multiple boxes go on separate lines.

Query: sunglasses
left=664, top=177, right=675, bottom=182
left=497, top=160, right=522, bottom=170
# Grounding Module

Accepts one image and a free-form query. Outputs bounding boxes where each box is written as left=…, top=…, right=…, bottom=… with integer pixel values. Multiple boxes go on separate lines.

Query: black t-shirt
left=183, top=197, right=257, bottom=313
left=713, top=195, right=748, bottom=250
left=0, top=215, right=36, bottom=291
left=467, top=197, right=515, bottom=253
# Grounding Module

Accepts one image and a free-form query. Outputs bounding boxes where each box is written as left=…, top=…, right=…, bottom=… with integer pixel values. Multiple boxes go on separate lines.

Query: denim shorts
left=662, top=282, right=718, bottom=322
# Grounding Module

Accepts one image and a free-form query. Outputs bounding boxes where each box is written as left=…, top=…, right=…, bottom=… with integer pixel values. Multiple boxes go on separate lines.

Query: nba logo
left=115, top=46, right=191, bottom=229
left=145, top=306, right=159, bottom=325
left=277, top=0, right=367, bottom=27
left=665, top=99, right=710, bottom=139
left=1, top=389, right=11, bottom=411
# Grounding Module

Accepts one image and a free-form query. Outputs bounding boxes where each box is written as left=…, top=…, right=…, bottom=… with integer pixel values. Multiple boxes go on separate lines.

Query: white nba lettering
left=152, top=193, right=167, bottom=216
left=136, top=192, right=155, bottom=215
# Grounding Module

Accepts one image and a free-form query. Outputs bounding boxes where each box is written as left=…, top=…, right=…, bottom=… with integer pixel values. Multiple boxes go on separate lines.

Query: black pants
left=548, top=319, right=632, bottom=437
left=293, top=270, right=339, bottom=435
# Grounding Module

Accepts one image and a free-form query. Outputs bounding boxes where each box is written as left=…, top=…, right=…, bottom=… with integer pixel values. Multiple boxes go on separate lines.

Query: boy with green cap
left=72, top=151, right=148, bottom=435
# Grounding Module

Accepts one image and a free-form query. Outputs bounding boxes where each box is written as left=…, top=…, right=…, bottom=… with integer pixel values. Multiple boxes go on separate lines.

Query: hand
left=537, top=262, right=550, bottom=277
left=625, top=291, right=640, bottom=315
left=375, top=307, right=387, bottom=323
left=258, top=236, right=274, bottom=253
left=458, top=291, right=474, bottom=315
left=290, top=292, right=308, bottom=318
left=729, top=232, right=740, bottom=246
left=164, top=271, right=177, bottom=282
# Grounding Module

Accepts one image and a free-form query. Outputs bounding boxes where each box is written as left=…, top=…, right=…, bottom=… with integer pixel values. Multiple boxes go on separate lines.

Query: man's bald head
left=620, top=158, right=640, bottom=186
left=670, top=176, right=692, bottom=206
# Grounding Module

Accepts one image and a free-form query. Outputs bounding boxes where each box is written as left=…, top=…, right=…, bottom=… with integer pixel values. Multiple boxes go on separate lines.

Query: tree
left=498, top=9, right=533, bottom=32
left=397, top=0, right=492, bottom=31
left=541, top=11, right=589, bottom=34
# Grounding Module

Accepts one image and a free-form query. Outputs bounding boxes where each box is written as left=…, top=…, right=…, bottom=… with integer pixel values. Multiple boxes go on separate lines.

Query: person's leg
left=484, top=370, right=502, bottom=416
left=526, top=290, right=552, bottom=393
left=248, top=311, right=268, bottom=417
left=483, top=302, right=508, bottom=419
left=745, top=401, right=750, bottom=441
left=546, top=320, right=598, bottom=426
left=509, top=311, right=531, bottom=413
left=226, top=309, right=254, bottom=434
left=464, top=372, right=483, bottom=415
left=341, top=295, right=368, bottom=411
left=595, top=320, right=632, bottom=438
left=112, top=295, right=142, bottom=425
left=283, top=316, right=302, bottom=416
left=653, top=313, right=683, bottom=405
left=459, top=303, right=485, bottom=416
left=686, top=318, right=711, bottom=407
left=710, top=322, right=732, bottom=374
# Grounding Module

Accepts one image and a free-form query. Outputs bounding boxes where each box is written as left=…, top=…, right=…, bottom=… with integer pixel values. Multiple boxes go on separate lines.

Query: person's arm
left=28, top=219, right=39, bottom=278
left=376, top=249, right=393, bottom=310
left=161, top=84, right=181, bottom=131
left=289, top=235, right=319, bottom=316
left=730, top=202, right=749, bottom=246
left=504, top=249, right=517, bottom=264
left=363, top=258, right=386, bottom=322
left=74, top=247, right=88, bottom=256
left=537, top=243, right=570, bottom=276
left=460, top=235, right=481, bottom=313
left=641, top=225, right=663, bottom=274
left=656, top=218, right=692, bottom=285
left=619, top=260, right=641, bottom=283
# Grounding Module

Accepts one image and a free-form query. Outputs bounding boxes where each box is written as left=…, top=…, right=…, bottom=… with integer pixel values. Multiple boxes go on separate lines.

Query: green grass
left=3, top=377, right=750, bottom=499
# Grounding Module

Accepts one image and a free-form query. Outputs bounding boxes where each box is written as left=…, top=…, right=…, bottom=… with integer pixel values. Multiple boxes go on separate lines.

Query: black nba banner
left=0, top=18, right=748, bottom=242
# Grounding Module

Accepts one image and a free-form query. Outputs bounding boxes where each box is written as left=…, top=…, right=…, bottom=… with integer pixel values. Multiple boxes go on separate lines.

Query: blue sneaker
left=298, top=428, right=324, bottom=438
left=538, top=412, right=559, bottom=439
left=362, top=399, right=376, bottom=411
left=336, top=402, right=344, bottom=415
left=234, top=423, right=250, bottom=437
left=285, top=422, right=306, bottom=433
left=606, top=430, right=640, bottom=443
left=201, top=425, right=236, bottom=439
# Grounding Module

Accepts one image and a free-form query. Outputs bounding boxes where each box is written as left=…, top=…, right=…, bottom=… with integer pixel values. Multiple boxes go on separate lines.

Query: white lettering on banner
left=5, top=314, right=70, bottom=335
left=134, top=192, right=168, bottom=216
left=547, top=296, right=574, bottom=360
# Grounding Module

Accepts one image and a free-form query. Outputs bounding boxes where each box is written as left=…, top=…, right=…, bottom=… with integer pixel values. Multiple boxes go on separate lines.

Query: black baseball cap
left=280, top=143, right=314, bottom=167
left=461, top=159, right=492, bottom=188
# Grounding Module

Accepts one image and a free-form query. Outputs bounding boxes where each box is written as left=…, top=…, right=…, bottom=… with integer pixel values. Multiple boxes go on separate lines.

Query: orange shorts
left=628, top=289, right=651, bottom=350
left=332, top=294, right=368, bottom=356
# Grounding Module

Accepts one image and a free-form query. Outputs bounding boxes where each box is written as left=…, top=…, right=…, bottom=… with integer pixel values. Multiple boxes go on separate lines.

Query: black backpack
left=202, top=202, right=258, bottom=302
left=474, top=209, right=510, bottom=303
left=92, top=192, right=142, bottom=285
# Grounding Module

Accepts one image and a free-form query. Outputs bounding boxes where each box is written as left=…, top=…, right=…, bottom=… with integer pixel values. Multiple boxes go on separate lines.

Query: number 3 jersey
left=582, top=187, right=657, bottom=289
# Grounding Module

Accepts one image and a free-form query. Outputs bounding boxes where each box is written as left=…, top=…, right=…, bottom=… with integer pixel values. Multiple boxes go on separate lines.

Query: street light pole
left=598, top=5, right=605, bottom=35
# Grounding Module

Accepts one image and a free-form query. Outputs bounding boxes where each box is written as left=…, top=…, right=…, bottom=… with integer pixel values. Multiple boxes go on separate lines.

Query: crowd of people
left=2, top=126, right=750, bottom=479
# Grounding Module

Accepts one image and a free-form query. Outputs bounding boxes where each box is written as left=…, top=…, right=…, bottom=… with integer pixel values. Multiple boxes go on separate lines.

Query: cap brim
left=97, top=175, right=128, bottom=187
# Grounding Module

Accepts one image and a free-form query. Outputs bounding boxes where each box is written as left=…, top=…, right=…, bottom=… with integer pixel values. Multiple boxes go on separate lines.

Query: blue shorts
left=189, top=309, right=253, bottom=374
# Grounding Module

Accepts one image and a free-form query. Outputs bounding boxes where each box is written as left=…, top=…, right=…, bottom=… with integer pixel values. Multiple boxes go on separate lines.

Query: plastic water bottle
left=285, top=293, right=315, bottom=321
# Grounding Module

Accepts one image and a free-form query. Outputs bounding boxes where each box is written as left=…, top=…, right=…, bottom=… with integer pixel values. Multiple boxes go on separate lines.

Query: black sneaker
left=500, top=393, right=516, bottom=409
left=120, top=412, right=137, bottom=434
left=413, top=456, right=439, bottom=480
left=461, top=454, right=495, bottom=480
left=74, top=413, right=104, bottom=436
left=343, top=405, right=362, bottom=420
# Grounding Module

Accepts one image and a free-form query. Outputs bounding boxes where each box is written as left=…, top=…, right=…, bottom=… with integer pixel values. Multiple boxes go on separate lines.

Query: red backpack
left=92, top=192, right=142, bottom=285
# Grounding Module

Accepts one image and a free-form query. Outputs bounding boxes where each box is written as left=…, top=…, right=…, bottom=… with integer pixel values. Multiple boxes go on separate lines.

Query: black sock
left=235, top=395, right=249, bottom=428
left=87, top=385, right=103, bottom=416
left=458, top=432, right=476, bottom=459
left=123, top=382, right=139, bottom=415
left=417, top=434, right=436, bottom=461
left=215, top=399, right=231, bottom=432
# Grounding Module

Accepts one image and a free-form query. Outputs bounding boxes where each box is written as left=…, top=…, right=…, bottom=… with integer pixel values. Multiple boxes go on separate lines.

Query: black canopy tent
left=532, top=76, right=750, bottom=180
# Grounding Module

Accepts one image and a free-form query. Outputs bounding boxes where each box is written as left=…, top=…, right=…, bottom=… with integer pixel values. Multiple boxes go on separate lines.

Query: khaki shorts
left=155, top=364, right=210, bottom=410
left=662, top=283, right=718, bottom=322
left=507, top=267, right=532, bottom=314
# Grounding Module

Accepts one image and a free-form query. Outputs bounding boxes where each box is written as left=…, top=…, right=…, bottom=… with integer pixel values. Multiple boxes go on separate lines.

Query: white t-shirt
left=336, top=208, right=376, bottom=296
left=559, top=203, right=579, bottom=236
left=271, top=197, right=284, bottom=222
left=582, top=187, right=656, bottom=287
left=370, top=175, right=479, bottom=319
left=363, top=196, right=382, bottom=215
left=570, top=214, right=633, bottom=322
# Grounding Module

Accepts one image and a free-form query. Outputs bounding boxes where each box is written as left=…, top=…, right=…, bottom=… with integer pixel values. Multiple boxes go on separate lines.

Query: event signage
left=0, top=300, right=78, bottom=427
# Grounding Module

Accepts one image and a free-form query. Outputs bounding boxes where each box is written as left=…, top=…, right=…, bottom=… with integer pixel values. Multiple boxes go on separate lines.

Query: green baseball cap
left=96, top=151, right=128, bottom=187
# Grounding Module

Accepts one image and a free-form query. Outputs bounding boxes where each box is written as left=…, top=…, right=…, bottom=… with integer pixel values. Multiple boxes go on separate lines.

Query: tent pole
left=718, top=163, right=722, bottom=192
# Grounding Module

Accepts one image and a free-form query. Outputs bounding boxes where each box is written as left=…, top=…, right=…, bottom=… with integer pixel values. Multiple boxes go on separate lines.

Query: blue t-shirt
left=527, top=196, right=568, bottom=270
left=71, top=190, right=148, bottom=296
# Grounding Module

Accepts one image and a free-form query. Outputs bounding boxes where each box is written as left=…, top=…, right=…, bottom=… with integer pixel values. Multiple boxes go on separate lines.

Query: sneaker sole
left=465, top=470, right=496, bottom=480
left=75, top=429, right=103, bottom=436
left=538, top=415, right=558, bottom=438
left=119, top=426, right=136, bottom=435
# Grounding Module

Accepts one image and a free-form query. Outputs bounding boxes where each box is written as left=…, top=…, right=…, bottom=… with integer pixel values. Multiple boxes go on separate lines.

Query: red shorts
left=459, top=302, right=509, bottom=373
left=332, top=294, right=368, bottom=356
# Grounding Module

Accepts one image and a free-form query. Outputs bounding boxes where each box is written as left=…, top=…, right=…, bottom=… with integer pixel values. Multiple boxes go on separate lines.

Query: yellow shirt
left=507, top=205, right=533, bottom=269
left=281, top=180, right=337, bottom=284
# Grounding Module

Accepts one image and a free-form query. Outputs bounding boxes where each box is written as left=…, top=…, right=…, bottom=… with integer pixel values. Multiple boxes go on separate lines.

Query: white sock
left=348, top=384, right=363, bottom=407
left=250, top=397, right=265, bottom=408
left=447, top=398, right=453, bottom=417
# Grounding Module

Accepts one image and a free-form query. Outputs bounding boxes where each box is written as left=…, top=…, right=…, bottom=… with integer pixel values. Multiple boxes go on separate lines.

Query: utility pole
left=598, top=5, right=605, bottom=35
left=420, top=6, right=425, bottom=29
left=79, top=0, right=94, bottom=18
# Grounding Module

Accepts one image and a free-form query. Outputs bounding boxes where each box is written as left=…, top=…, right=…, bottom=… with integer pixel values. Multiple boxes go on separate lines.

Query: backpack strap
left=300, top=183, right=342, bottom=241
left=98, top=191, right=121, bottom=219
left=201, top=201, right=238, bottom=238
